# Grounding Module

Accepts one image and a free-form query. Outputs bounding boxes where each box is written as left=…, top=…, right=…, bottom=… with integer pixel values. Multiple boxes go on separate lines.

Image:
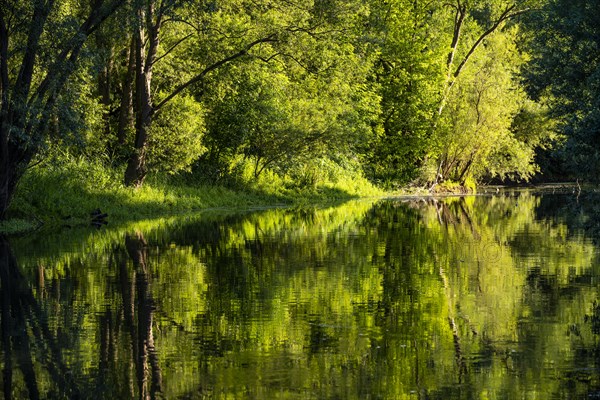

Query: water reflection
left=94, top=232, right=164, bottom=399
left=2, top=193, right=600, bottom=398
left=1, top=237, right=81, bottom=399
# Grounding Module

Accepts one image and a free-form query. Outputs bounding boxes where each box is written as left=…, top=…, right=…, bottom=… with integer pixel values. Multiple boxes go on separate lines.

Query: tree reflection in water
left=125, top=232, right=163, bottom=399
left=95, top=232, right=164, bottom=400
left=3, top=194, right=600, bottom=398
left=1, top=232, right=164, bottom=400
left=0, top=237, right=79, bottom=399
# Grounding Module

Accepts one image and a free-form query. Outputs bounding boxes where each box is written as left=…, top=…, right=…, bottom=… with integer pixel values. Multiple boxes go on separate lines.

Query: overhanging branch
left=154, top=34, right=278, bottom=112
left=452, top=5, right=531, bottom=80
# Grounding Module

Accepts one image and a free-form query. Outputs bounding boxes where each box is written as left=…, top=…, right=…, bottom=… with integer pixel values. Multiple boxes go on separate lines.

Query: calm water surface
left=3, top=191, right=600, bottom=399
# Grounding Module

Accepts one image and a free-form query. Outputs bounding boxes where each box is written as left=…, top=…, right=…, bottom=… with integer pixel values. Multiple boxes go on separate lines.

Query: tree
left=366, top=0, right=541, bottom=187
left=434, top=26, right=545, bottom=183
left=431, top=0, right=540, bottom=185
left=523, top=0, right=600, bottom=180
left=121, top=0, right=360, bottom=187
left=199, top=31, right=378, bottom=182
left=365, top=0, right=448, bottom=185
left=0, top=0, right=123, bottom=219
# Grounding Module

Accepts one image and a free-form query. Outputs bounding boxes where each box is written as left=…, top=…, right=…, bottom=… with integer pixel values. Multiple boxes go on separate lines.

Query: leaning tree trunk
left=0, top=0, right=123, bottom=218
left=0, top=135, right=34, bottom=219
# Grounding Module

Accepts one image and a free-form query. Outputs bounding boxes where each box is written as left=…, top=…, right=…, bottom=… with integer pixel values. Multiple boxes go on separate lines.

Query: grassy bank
left=3, top=157, right=384, bottom=234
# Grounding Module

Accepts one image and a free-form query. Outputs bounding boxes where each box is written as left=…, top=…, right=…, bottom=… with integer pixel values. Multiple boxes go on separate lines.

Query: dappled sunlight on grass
left=6, top=157, right=381, bottom=233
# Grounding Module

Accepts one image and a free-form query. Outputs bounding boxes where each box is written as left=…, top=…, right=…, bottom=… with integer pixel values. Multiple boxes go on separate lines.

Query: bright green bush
left=148, top=95, right=206, bottom=174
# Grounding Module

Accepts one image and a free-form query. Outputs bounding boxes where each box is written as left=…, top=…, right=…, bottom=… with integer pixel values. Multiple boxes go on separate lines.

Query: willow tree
left=429, top=0, right=539, bottom=186
left=434, top=26, right=546, bottom=183
left=367, top=0, right=541, bottom=187
left=0, top=0, right=122, bottom=219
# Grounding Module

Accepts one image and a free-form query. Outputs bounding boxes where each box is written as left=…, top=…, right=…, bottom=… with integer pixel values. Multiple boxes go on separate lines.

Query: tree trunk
left=123, top=0, right=160, bottom=187
left=124, top=134, right=149, bottom=187
left=117, top=37, right=136, bottom=146
left=96, top=30, right=114, bottom=145
left=0, top=166, right=21, bottom=220
left=0, top=140, right=33, bottom=219
left=123, top=68, right=153, bottom=187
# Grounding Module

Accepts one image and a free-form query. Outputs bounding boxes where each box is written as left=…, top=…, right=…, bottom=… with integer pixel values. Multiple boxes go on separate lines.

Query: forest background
left=0, top=0, right=597, bottom=228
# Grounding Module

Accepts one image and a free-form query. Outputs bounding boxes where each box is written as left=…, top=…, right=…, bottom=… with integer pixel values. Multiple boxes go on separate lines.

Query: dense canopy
left=0, top=0, right=595, bottom=217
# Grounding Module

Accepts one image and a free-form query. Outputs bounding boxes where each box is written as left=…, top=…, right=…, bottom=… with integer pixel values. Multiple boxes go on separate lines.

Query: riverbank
left=2, top=158, right=386, bottom=235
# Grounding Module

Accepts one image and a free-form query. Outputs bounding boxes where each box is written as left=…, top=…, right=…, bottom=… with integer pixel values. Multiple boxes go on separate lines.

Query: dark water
left=3, top=191, right=600, bottom=399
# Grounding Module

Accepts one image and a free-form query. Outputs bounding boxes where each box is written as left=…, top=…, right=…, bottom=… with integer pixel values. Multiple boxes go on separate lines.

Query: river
left=2, top=189, right=600, bottom=399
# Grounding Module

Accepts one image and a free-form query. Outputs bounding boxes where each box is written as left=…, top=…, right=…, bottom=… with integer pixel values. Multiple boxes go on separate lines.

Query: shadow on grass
left=6, top=169, right=360, bottom=233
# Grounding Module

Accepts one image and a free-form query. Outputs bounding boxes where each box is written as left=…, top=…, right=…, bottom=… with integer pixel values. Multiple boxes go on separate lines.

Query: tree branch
left=145, top=0, right=163, bottom=73
left=446, top=1, right=466, bottom=71
left=152, top=32, right=193, bottom=65
left=253, top=52, right=282, bottom=63
left=452, top=5, right=524, bottom=79
left=30, top=0, right=124, bottom=106
left=14, top=0, right=54, bottom=103
left=437, top=3, right=531, bottom=117
left=154, top=34, right=278, bottom=112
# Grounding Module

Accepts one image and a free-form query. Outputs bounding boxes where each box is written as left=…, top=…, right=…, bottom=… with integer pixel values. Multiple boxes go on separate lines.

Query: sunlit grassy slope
left=5, top=157, right=383, bottom=233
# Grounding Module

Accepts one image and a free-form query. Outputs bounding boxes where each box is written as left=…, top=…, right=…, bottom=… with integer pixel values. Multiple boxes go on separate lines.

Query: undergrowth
left=5, top=155, right=383, bottom=233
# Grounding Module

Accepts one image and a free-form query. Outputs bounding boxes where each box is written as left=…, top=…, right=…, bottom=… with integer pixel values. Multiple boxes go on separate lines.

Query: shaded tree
left=523, top=0, right=600, bottom=180
left=0, top=0, right=123, bottom=219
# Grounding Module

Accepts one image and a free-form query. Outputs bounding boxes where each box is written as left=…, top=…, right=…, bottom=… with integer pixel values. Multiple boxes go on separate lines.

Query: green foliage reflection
left=3, top=194, right=600, bottom=398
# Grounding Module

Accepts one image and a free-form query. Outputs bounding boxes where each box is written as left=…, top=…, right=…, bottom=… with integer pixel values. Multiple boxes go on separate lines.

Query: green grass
left=4, top=156, right=384, bottom=234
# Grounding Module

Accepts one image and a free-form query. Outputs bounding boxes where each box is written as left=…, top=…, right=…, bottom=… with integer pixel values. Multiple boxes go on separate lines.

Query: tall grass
left=7, top=154, right=383, bottom=231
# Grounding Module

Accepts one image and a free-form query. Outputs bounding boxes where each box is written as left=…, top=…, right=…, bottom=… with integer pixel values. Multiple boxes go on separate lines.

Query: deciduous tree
left=523, top=0, right=600, bottom=179
left=0, top=0, right=122, bottom=218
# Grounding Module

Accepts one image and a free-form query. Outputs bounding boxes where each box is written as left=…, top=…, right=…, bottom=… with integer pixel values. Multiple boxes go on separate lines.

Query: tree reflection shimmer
left=2, top=192, right=600, bottom=399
